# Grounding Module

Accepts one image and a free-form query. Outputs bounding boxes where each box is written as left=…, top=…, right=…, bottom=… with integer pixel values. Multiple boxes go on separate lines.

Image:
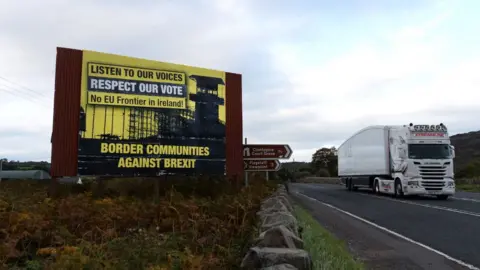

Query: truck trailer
left=337, top=123, right=455, bottom=200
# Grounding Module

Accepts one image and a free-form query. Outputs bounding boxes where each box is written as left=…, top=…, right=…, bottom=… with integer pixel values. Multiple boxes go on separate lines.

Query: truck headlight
left=408, top=181, right=419, bottom=186
left=447, top=181, right=455, bottom=187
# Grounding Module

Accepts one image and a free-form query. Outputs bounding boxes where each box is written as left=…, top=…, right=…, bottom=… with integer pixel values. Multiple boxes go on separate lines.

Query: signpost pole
left=266, top=171, right=269, bottom=181
left=244, top=138, right=248, bottom=187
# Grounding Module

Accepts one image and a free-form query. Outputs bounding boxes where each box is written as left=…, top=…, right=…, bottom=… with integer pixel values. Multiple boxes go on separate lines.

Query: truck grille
left=419, top=165, right=446, bottom=179
left=419, top=165, right=446, bottom=190
left=421, top=181, right=445, bottom=190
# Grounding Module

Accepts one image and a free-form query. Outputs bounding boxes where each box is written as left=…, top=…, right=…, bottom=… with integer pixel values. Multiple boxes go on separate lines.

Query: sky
left=1, top=0, right=480, bottom=163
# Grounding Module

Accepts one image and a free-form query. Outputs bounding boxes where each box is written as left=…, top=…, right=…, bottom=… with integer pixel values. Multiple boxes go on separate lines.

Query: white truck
left=337, top=123, right=456, bottom=200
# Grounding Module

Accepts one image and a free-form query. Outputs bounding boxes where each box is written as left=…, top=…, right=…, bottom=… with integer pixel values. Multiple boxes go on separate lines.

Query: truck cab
left=390, top=124, right=455, bottom=199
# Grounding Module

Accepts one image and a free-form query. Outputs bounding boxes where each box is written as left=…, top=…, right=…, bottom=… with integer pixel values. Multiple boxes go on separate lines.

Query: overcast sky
left=1, top=0, right=479, bottom=162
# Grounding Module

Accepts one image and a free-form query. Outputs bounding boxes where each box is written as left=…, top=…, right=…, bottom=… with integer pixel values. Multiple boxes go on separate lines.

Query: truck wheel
left=347, top=179, right=353, bottom=191
left=394, top=180, right=404, bottom=198
left=437, top=195, right=449, bottom=200
left=373, top=180, right=379, bottom=194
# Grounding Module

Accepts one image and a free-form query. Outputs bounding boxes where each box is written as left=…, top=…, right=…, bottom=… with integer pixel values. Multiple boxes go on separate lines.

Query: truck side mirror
left=450, top=145, right=455, bottom=158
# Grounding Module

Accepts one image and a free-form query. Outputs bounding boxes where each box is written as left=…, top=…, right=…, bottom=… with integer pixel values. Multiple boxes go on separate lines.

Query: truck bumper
left=404, top=185, right=455, bottom=196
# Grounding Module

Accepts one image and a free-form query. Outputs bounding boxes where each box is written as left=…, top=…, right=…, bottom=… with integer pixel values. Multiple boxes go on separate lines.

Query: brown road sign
left=244, top=159, right=281, bottom=172
left=243, top=144, right=292, bottom=160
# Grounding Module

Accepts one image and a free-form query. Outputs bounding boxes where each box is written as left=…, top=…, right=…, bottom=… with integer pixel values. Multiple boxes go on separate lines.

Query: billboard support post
left=244, top=137, right=248, bottom=187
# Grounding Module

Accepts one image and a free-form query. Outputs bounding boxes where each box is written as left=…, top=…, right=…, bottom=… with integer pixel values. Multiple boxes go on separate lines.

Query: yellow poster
left=78, top=50, right=227, bottom=176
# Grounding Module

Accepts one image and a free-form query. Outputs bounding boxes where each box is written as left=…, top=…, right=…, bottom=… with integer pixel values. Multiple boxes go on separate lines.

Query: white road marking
left=452, top=197, right=480, bottom=203
left=295, top=192, right=480, bottom=270
left=355, top=193, right=480, bottom=218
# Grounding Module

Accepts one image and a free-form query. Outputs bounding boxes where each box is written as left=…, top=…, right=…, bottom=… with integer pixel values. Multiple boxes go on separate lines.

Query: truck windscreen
left=408, top=144, right=451, bottom=159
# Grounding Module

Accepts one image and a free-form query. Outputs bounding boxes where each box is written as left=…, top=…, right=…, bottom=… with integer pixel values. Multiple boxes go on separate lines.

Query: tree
left=1, top=159, right=18, bottom=170
left=311, top=147, right=338, bottom=177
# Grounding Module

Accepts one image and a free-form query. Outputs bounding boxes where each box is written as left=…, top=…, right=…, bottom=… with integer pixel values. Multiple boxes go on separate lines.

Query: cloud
left=0, top=129, right=51, bottom=161
left=245, top=3, right=480, bottom=161
left=1, top=0, right=479, bottom=164
left=0, top=0, right=298, bottom=160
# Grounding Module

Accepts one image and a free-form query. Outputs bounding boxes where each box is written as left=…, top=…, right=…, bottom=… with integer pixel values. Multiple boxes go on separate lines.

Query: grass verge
left=456, top=184, right=480, bottom=192
left=294, top=205, right=364, bottom=270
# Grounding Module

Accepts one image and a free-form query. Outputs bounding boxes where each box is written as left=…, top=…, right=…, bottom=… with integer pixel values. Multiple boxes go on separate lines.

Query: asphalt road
left=291, top=183, right=480, bottom=270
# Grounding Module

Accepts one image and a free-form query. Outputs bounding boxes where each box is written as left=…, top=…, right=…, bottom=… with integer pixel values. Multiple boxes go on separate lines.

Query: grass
left=456, top=184, right=480, bottom=192
left=0, top=177, right=275, bottom=270
left=294, top=205, right=364, bottom=270
left=456, top=178, right=480, bottom=193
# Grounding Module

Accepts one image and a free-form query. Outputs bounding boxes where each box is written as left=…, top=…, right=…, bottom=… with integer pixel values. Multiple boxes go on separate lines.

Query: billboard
left=77, top=50, right=227, bottom=176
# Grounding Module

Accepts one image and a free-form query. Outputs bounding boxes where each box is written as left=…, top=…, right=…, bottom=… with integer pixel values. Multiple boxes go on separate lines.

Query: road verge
left=241, top=184, right=313, bottom=270
left=292, top=196, right=364, bottom=270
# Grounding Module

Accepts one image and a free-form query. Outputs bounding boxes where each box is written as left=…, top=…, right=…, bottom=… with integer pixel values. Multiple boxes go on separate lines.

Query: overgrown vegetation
left=0, top=176, right=275, bottom=269
left=456, top=178, right=480, bottom=192
left=294, top=205, right=364, bottom=270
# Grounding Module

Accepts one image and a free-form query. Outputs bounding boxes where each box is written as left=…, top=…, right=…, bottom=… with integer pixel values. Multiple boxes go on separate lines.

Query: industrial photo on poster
left=78, top=50, right=226, bottom=176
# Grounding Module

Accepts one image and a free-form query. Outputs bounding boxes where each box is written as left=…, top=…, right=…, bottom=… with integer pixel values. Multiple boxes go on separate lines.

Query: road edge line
left=295, top=191, right=480, bottom=270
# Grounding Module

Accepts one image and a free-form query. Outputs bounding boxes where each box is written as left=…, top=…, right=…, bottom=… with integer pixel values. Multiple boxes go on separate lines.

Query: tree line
left=277, top=147, right=338, bottom=181
left=0, top=159, right=50, bottom=172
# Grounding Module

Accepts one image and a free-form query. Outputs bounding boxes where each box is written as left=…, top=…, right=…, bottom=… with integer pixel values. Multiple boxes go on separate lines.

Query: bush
left=456, top=159, right=480, bottom=179
left=316, top=168, right=330, bottom=177
left=294, top=171, right=311, bottom=179
left=0, top=176, right=275, bottom=269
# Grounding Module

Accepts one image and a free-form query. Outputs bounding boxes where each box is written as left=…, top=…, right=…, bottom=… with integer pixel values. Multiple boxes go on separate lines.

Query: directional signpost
left=244, top=159, right=281, bottom=172
left=243, top=144, right=293, bottom=160
left=243, top=140, right=293, bottom=186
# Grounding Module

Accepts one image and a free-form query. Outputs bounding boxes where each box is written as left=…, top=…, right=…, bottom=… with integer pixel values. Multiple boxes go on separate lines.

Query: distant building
left=0, top=170, right=51, bottom=180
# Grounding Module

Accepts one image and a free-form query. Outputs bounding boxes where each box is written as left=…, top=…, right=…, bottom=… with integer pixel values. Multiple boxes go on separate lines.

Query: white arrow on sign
left=243, top=147, right=251, bottom=157
left=282, top=145, right=292, bottom=159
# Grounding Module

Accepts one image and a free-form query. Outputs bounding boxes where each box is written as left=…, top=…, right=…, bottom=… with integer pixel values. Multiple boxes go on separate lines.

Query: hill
left=450, top=130, right=480, bottom=177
